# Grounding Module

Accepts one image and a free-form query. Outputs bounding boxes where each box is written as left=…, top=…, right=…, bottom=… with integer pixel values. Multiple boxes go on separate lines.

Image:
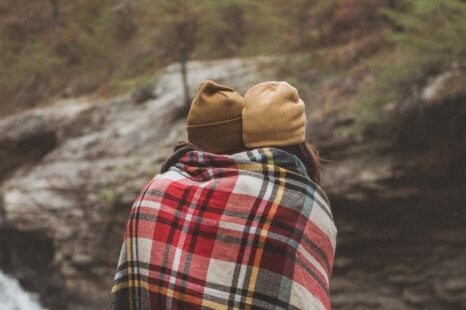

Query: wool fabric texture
left=111, top=142, right=337, bottom=310
left=243, top=81, right=306, bottom=148
left=187, top=80, right=245, bottom=154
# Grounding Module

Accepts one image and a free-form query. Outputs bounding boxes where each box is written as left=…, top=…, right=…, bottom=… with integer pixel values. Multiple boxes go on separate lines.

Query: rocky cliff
left=0, top=57, right=465, bottom=309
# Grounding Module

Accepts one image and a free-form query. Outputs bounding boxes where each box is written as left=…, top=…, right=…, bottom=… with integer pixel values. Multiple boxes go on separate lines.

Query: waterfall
left=0, top=271, right=46, bottom=310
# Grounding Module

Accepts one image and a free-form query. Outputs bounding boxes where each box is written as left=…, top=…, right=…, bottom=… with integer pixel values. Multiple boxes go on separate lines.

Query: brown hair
left=279, top=141, right=321, bottom=184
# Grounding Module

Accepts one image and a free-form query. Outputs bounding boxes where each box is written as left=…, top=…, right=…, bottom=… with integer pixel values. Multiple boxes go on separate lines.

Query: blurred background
left=0, top=0, right=465, bottom=309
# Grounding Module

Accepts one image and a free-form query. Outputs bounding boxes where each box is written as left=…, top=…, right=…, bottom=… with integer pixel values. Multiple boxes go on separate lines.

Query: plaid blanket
left=111, top=144, right=337, bottom=310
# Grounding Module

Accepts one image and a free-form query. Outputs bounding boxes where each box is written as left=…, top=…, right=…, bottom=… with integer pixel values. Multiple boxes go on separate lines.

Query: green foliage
left=0, top=42, right=61, bottom=88
left=140, top=0, right=202, bottom=63
left=383, top=0, right=466, bottom=59
left=1, top=0, right=463, bottom=118
left=109, top=70, right=158, bottom=95
left=0, top=0, right=125, bottom=108
left=0, top=0, right=349, bottom=112
left=198, top=0, right=249, bottom=57
left=358, top=0, right=466, bottom=121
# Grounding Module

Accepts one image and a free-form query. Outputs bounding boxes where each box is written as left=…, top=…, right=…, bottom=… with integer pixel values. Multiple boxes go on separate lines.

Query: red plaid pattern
left=111, top=146, right=337, bottom=309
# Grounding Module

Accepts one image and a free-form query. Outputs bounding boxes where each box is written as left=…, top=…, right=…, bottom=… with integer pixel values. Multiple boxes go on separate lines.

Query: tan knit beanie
left=242, top=81, right=306, bottom=148
left=187, top=80, right=245, bottom=153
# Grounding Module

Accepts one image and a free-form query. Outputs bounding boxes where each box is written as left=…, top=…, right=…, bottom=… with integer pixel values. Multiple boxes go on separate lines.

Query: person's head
left=187, top=80, right=245, bottom=154
left=243, top=81, right=321, bottom=183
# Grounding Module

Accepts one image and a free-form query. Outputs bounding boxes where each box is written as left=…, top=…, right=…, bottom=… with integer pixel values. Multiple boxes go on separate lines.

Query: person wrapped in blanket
left=111, top=80, right=337, bottom=310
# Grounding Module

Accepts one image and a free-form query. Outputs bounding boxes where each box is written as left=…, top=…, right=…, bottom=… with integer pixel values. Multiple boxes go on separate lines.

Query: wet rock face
left=0, top=229, right=71, bottom=309
left=323, top=69, right=466, bottom=309
left=0, top=114, right=58, bottom=182
left=331, top=192, right=466, bottom=309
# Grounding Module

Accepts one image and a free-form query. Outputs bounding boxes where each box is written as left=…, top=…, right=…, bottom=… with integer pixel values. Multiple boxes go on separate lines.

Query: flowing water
left=0, top=271, right=46, bottom=310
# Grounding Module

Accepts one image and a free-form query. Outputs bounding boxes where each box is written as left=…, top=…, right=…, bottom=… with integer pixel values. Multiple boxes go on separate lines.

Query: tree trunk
left=180, top=60, right=190, bottom=108
left=115, top=0, right=136, bottom=40
left=49, top=0, right=61, bottom=45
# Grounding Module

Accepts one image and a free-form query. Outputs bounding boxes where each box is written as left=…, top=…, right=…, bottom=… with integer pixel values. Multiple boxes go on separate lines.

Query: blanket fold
left=112, top=146, right=337, bottom=310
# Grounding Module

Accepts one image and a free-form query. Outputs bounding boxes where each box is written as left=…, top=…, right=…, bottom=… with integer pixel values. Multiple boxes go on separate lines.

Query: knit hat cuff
left=187, top=116, right=242, bottom=128
left=244, top=131, right=305, bottom=148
